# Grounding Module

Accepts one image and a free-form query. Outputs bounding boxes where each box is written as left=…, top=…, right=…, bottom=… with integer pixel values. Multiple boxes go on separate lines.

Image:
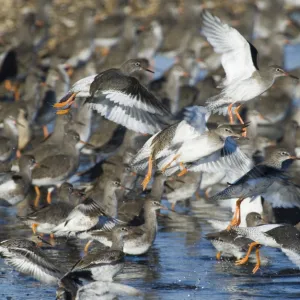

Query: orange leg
left=54, top=92, right=77, bottom=108
left=4, top=80, right=13, bottom=91
left=226, top=197, right=244, bottom=230
left=100, top=47, right=110, bottom=56
left=234, top=105, right=247, bottom=137
left=46, top=190, right=52, bottom=204
left=234, top=105, right=244, bottom=124
left=66, top=67, right=74, bottom=77
left=235, top=242, right=260, bottom=265
left=43, top=126, right=49, bottom=138
left=177, top=162, right=188, bottom=177
left=170, top=203, right=176, bottom=211
left=16, top=149, right=21, bottom=158
left=84, top=240, right=93, bottom=253
left=50, top=233, right=55, bottom=239
left=216, top=251, right=221, bottom=260
left=161, top=154, right=180, bottom=172
left=56, top=107, right=72, bottom=115
left=252, top=246, right=261, bottom=274
left=228, top=103, right=234, bottom=124
left=142, top=154, right=153, bottom=190
left=31, top=223, right=38, bottom=235
left=34, top=186, right=41, bottom=208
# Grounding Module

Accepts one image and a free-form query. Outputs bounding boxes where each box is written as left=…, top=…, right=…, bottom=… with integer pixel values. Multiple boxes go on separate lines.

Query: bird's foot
left=56, top=108, right=71, bottom=115
left=235, top=256, right=249, bottom=265
left=54, top=92, right=76, bottom=108
left=216, top=251, right=221, bottom=260
left=178, top=162, right=188, bottom=177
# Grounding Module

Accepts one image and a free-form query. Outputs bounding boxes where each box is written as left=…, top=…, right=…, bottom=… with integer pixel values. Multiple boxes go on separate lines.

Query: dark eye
left=113, top=181, right=120, bottom=186
left=276, top=68, right=281, bottom=72
left=68, top=187, right=73, bottom=192
left=135, top=62, right=140, bottom=67
left=121, top=227, right=127, bottom=231
left=225, top=128, right=231, bottom=132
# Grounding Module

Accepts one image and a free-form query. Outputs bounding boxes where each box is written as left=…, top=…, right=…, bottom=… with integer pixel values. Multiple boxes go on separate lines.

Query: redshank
left=131, top=105, right=209, bottom=189
left=19, top=182, right=82, bottom=235
left=233, top=223, right=300, bottom=273
left=209, top=149, right=300, bottom=229
left=69, top=227, right=128, bottom=281
left=0, top=236, right=65, bottom=285
left=202, top=10, right=299, bottom=124
left=54, top=59, right=171, bottom=134
left=206, top=212, right=266, bottom=261
left=80, top=198, right=167, bottom=255
left=51, top=197, right=119, bottom=237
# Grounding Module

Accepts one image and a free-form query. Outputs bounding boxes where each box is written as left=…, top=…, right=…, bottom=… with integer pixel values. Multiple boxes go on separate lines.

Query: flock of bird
left=0, top=0, right=300, bottom=299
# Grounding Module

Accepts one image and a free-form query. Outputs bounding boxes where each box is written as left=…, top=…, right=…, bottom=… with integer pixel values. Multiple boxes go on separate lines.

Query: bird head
left=267, top=148, right=300, bottom=169
left=19, top=155, right=38, bottom=170
left=214, top=126, right=242, bottom=139
left=121, top=59, right=154, bottom=75
left=268, top=65, right=299, bottom=80
left=246, top=212, right=266, bottom=227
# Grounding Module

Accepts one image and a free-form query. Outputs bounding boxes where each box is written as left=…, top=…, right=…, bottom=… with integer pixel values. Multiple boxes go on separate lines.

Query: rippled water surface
left=2, top=200, right=300, bottom=300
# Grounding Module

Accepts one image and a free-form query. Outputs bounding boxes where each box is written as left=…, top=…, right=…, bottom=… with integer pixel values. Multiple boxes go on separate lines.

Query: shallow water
left=1, top=201, right=300, bottom=300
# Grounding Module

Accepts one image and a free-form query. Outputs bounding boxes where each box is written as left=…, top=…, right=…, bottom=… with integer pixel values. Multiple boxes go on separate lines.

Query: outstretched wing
left=265, top=180, right=300, bottom=208
left=188, top=137, right=253, bottom=175
left=85, top=71, right=171, bottom=134
left=202, top=10, right=258, bottom=86
left=183, top=106, right=210, bottom=134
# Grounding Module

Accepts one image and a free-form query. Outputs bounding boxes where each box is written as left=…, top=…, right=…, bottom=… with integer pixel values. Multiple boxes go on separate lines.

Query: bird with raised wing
left=209, top=149, right=300, bottom=229
left=202, top=10, right=299, bottom=124
left=51, top=197, right=119, bottom=237
left=54, top=59, right=171, bottom=134
left=131, top=106, right=210, bottom=189
left=0, top=236, right=64, bottom=285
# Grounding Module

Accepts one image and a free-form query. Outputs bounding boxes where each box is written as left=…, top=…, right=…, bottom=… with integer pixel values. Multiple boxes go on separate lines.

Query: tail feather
left=205, top=94, right=231, bottom=116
